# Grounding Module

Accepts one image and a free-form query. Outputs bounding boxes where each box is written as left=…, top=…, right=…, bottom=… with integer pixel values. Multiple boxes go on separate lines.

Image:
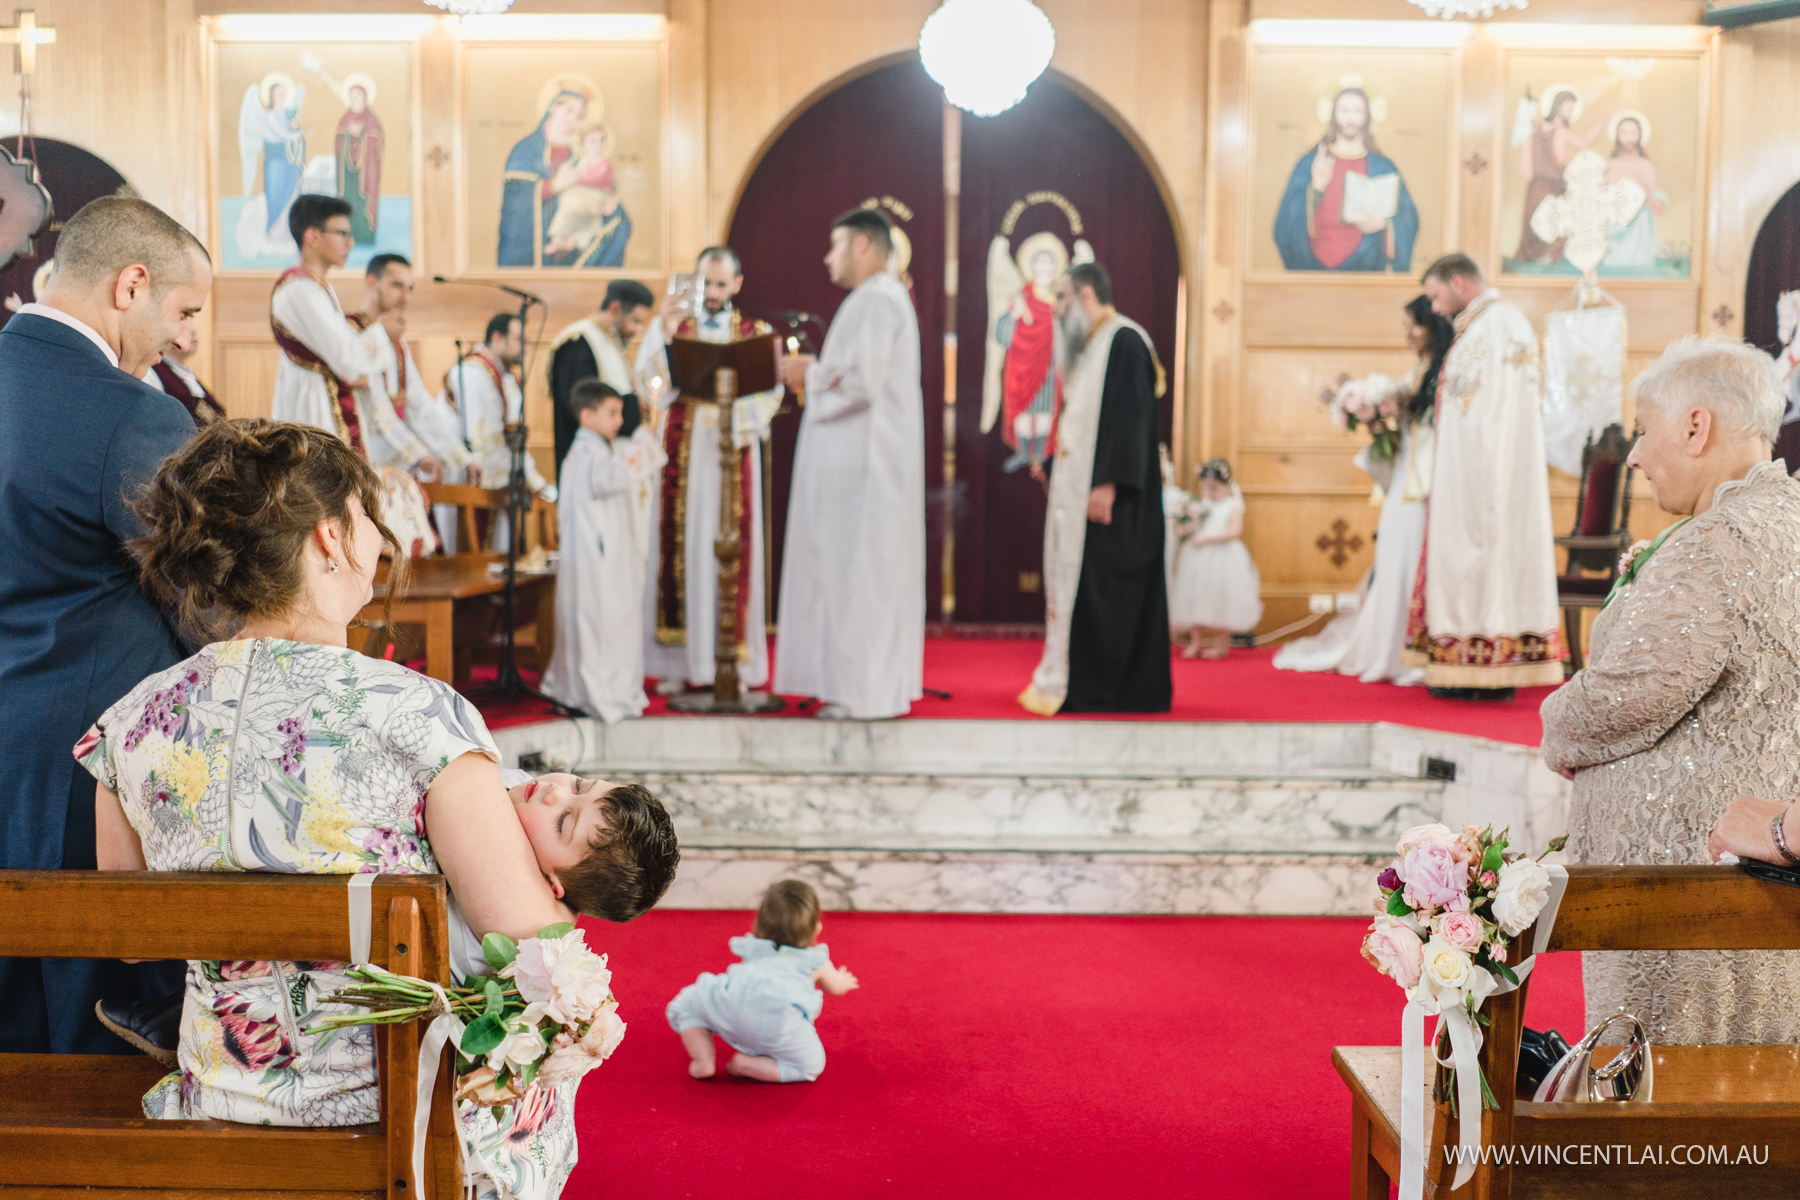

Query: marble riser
left=616, top=770, right=1445, bottom=844
left=663, top=848, right=1388, bottom=916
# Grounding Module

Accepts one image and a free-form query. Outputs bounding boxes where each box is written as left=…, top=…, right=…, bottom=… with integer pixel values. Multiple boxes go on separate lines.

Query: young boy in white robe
left=667, top=879, right=860, bottom=1082
left=543, top=381, right=664, bottom=723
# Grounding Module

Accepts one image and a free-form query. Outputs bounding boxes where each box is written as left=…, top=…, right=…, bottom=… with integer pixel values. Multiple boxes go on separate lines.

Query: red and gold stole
left=271, top=267, right=365, bottom=456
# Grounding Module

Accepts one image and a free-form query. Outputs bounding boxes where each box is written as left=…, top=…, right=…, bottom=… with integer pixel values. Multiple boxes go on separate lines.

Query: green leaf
left=1487, top=958, right=1519, bottom=986
left=519, top=1058, right=540, bottom=1089
left=460, top=1013, right=505, bottom=1058
left=534, top=922, right=576, bottom=941
left=1385, top=890, right=1412, bottom=917
left=482, top=932, right=518, bottom=972
left=484, top=979, right=505, bottom=1017
left=1480, top=842, right=1504, bottom=875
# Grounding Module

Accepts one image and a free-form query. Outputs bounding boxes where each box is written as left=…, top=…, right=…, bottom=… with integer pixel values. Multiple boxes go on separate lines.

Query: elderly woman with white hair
left=1542, top=335, right=1800, bottom=1045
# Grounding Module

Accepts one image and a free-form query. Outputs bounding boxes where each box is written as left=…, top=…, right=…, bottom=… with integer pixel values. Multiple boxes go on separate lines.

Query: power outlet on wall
left=1309, top=593, right=1335, bottom=614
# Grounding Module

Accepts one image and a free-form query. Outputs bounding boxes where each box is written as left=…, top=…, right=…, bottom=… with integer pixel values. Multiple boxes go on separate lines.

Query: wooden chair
left=421, top=482, right=556, bottom=560
left=0, top=870, right=461, bottom=1200
left=1555, top=424, right=1635, bottom=675
left=1334, top=864, right=1800, bottom=1199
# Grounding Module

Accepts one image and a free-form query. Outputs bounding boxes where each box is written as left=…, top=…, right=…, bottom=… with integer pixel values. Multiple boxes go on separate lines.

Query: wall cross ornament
left=425, top=145, right=449, bottom=169
left=1315, top=518, right=1364, bottom=568
left=1212, top=299, right=1235, bottom=324
left=1712, top=303, right=1736, bottom=329
left=0, top=10, right=54, bottom=75
left=1463, top=152, right=1488, bottom=177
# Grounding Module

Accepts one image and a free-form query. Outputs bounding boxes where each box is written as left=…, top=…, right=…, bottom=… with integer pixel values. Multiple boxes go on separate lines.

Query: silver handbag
left=1531, top=1008, right=1655, bottom=1103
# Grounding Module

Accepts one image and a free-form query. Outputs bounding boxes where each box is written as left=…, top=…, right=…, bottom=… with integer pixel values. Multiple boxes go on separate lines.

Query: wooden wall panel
left=1244, top=494, right=1379, bottom=589
left=219, top=341, right=278, bottom=422
left=1239, top=347, right=1417, bottom=449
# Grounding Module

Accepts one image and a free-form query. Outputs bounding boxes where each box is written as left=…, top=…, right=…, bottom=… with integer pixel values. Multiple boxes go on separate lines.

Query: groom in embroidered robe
left=1404, top=253, right=1562, bottom=696
left=634, top=245, right=782, bottom=692
left=1020, top=262, right=1171, bottom=716
left=549, top=278, right=654, bottom=476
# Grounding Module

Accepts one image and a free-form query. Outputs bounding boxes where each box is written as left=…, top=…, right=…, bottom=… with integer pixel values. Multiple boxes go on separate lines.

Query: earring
left=328, top=558, right=339, bottom=573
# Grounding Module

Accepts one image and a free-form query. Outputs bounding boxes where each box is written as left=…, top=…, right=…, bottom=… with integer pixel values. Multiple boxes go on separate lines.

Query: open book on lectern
left=668, top=332, right=781, bottom=400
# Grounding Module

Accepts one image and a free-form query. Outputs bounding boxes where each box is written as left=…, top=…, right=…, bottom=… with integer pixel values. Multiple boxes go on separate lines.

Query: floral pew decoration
left=1360, top=823, right=1567, bottom=1200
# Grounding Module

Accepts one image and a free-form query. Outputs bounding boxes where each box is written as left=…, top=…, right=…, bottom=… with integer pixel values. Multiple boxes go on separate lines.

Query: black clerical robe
left=550, top=337, right=640, bottom=478
left=1061, top=326, right=1172, bottom=713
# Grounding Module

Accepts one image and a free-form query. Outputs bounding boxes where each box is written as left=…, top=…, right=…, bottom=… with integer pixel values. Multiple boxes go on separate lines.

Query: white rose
left=1396, top=823, right=1458, bottom=858
left=1418, top=936, right=1472, bottom=1007
left=487, top=1026, right=546, bottom=1074
left=547, top=944, right=613, bottom=1026
left=1491, top=858, right=1551, bottom=937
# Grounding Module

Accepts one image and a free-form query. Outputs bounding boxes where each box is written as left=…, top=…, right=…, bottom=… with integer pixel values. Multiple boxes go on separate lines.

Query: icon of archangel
left=980, top=229, right=1093, bottom=472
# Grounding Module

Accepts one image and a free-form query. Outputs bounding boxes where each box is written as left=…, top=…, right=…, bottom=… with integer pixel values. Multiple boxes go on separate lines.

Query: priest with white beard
left=635, top=246, right=782, bottom=693
left=1020, top=262, right=1172, bottom=716
left=1404, top=253, right=1562, bottom=696
left=775, top=208, right=924, bottom=720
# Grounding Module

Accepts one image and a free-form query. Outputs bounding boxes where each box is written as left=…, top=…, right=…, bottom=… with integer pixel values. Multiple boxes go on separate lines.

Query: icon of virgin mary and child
left=498, top=74, right=631, bottom=268
left=1274, top=82, right=1419, bottom=273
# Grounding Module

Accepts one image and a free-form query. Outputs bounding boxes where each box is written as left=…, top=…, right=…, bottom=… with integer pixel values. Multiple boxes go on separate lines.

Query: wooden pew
left=0, top=871, right=460, bottom=1200
left=1334, top=864, right=1800, bottom=1199
left=422, top=482, right=556, bottom=560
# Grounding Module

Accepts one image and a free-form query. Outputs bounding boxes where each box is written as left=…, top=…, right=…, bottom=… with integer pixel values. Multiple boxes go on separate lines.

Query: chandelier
left=424, top=0, right=515, bottom=15
left=919, top=0, right=1055, bottom=118
left=1407, top=0, right=1527, bottom=15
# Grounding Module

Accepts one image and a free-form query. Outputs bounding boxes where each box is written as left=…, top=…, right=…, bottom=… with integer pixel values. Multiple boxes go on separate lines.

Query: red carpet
left=470, top=641, right=1559, bottom=745
left=569, top=910, right=1585, bottom=1198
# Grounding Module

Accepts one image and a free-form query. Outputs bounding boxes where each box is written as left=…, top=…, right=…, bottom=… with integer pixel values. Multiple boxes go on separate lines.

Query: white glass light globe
left=919, top=0, right=1056, bottom=118
left=425, top=0, right=515, bottom=15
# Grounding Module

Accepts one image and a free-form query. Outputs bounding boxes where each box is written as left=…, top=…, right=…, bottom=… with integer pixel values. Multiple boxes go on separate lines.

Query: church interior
left=9, top=0, right=1800, bottom=1196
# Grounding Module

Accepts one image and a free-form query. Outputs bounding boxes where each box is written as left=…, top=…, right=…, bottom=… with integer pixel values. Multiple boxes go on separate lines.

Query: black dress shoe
left=96, top=991, right=183, bottom=1067
left=1428, top=686, right=1517, bottom=701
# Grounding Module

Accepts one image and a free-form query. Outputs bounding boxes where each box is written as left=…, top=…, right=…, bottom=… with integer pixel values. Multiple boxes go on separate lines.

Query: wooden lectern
left=665, top=332, right=785, bottom=714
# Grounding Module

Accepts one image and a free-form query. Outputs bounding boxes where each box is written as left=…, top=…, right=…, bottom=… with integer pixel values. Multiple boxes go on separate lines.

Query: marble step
left=665, top=841, right=1388, bottom=916
left=609, top=768, right=1446, bottom=845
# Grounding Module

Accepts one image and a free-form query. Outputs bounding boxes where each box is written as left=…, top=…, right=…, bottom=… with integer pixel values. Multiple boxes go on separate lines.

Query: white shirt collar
left=16, top=302, right=120, bottom=368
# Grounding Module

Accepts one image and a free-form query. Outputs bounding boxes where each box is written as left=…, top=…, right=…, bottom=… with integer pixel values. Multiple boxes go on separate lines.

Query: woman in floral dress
left=74, top=420, right=594, bottom=1199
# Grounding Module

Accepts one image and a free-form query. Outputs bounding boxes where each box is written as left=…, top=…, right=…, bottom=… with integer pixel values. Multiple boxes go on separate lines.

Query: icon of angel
left=235, top=69, right=307, bottom=258
left=980, top=230, right=1092, bottom=472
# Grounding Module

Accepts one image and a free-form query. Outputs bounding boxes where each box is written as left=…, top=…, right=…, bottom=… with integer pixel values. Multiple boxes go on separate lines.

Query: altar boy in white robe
left=543, top=381, right=666, bottom=723
left=634, top=246, right=782, bottom=694
left=775, top=208, right=925, bottom=720
left=1405, top=253, right=1563, bottom=696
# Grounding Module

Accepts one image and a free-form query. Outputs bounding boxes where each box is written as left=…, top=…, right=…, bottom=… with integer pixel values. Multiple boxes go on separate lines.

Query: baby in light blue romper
left=667, top=879, right=860, bottom=1082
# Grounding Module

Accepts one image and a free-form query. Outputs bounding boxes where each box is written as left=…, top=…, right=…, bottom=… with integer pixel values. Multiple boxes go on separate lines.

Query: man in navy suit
left=0, top=196, right=212, bottom=1053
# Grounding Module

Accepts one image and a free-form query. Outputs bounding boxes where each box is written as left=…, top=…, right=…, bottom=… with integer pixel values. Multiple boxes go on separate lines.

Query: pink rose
left=1365, top=922, right=1424, bottom=989
left=1396, top=823, right=1458, bottom=858
left=1438, top=910, right=1484, bottom=953
left=535, top=1007, right=627, bottom=1089
left=1399, top=842, right=1469, bottom=911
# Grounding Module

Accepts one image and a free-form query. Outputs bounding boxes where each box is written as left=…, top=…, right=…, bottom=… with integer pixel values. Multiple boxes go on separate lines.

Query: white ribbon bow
left=1398, top=864, right=1568, bottom=1198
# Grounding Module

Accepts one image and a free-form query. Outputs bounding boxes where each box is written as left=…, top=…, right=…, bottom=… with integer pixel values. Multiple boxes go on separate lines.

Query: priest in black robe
left=1020, top=262, right=1172, bottom=715
left=547, top=278, right=654, bottom=476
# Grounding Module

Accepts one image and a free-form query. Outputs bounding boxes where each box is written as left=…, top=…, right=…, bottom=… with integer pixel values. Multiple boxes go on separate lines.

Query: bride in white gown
left=1275, top=295, right=1454, bottom=684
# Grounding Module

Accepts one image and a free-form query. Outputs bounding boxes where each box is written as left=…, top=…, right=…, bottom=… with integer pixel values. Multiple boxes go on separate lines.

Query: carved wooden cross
left=0, top=11, right=55, bottom=75
left=1527, top=149, right=1645, bottom=275
left=1315, top=519, right=1364, bottom=568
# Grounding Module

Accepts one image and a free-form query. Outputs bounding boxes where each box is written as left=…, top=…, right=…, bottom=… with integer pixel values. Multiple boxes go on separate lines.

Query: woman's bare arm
left=95, top=783, right=147, bottom=871
left=426, top=751, right=572, bottom=941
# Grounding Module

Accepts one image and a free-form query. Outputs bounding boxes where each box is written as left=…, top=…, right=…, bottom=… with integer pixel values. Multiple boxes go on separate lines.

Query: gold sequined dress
left=1541, top=459, right=1800, bottom=1044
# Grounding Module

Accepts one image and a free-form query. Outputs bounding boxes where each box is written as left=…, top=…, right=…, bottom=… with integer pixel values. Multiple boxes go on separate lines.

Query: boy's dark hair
left=485, top=312, right=520, bottom=344
left=753, top=879, right=821, bottom=948
left=366, top=252, right=410, bottom=280
left=289, top=194, right=352, bottom=251
left=559, top=782, right=680, bottom=922
left=571, top=379, right=623, bottom=416
left=831, top=207, right=893, bottom=258
left=603, top=278, right=655, bottom=312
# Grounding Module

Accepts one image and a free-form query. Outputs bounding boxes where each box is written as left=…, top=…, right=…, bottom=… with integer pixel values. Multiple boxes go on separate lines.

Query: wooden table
left=357, top=556, right=556, bottom=683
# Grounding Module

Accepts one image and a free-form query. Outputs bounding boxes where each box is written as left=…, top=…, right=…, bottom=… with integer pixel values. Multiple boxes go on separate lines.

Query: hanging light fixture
left=424, top=0, right=515, bottom=15
left=919, top=0, right=1055, bottom=118
left=1406, top=0, right=1527, bottom=16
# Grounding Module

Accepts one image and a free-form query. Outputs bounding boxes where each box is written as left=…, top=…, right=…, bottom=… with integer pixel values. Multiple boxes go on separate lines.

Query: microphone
left=433, top=275, right=545, bottom=307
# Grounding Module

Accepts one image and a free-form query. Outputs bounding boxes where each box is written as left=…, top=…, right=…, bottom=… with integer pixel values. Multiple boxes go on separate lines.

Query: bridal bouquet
left=307, top=923, right=626, bottom=1105
left=1328, top=374, right=1402, bottom=461
left=1361, top=824, right=1564, bottom=1111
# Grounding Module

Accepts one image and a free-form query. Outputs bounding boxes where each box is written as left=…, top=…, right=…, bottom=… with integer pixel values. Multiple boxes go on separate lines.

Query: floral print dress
left=75, top=637, right=578, bottom=1200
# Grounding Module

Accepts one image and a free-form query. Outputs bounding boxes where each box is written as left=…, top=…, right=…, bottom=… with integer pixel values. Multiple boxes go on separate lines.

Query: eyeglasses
left=322, top=227, right=354, bottom=241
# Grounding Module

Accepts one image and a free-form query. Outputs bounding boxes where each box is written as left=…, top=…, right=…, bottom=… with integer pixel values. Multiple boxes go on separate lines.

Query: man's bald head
left=52, top=196, right=210, bottom=297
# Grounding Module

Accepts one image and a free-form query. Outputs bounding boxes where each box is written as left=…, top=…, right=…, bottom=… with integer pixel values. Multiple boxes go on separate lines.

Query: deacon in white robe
left=1405, top=256, right=1562, bottom=691
left=542, top=410, right=666, bottom=724
left=774, top=211, right=924, bottom=720
left=441, top=317, right=555, bottom=553
left=634, top=248, right=782, bottom=690
left=268, top=266, right=384, bottom=446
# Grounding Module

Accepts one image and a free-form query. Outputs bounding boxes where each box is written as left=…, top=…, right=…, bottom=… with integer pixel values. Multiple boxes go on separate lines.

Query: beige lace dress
left=1541, top=459, right=1800, bottom=1045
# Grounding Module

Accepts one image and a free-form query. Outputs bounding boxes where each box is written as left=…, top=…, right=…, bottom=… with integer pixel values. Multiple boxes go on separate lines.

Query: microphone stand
left=437, top=277, right=583, bottom=718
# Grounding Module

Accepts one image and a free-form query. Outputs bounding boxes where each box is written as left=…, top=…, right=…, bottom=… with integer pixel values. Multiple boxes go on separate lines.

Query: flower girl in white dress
left=1170, top=458, right=1263, bottom=659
